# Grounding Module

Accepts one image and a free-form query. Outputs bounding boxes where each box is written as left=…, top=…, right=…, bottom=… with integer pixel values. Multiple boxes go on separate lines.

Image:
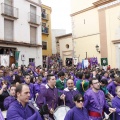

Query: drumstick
left=35, top=95, right=38, bottom=102
left=103, top=112, right=113, bottom=120
left=52, top=100, right=54, bottom=110
left=63, top=99, right=65, bottom=106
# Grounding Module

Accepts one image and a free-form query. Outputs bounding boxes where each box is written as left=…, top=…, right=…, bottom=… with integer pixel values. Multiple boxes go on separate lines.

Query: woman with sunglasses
left=64, top=94, right=89, bottom=120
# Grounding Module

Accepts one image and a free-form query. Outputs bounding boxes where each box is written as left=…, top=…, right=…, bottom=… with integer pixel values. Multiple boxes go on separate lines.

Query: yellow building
left=41, top=4, right=52, bottom=66
left=71, top=0, right=120, bottom=68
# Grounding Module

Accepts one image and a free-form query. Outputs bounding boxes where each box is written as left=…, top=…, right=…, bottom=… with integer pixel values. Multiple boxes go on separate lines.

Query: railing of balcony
left=28, top=12, right=40, bottom=25
left=1, top=3, right=18, bottom=18
left=42, top=13, right=49, bottom=20
left=42, top=26, right=49, bottom=34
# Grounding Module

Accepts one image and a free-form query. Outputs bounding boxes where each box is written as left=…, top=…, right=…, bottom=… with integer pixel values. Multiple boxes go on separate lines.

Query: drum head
left=53, top=105, right=70, bottom=120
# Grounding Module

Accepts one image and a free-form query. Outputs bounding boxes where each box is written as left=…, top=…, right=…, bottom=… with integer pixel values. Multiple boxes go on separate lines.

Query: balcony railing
left=1, top=3, right=18, bottom=19
left=42, top=26, right=49, bottom=34
left=42, top=13, right=49, bottom=20
left=28, top=12, right=40, bottom=25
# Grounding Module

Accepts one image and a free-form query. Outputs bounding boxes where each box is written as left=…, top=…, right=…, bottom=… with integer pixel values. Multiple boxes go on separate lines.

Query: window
left=30, top=5, right=36, bottom=23
left=4, top=19, right=13, bottom=41
left=42, top=9, right=46, bottom=18
left=29, top=58, right=35, bottom=62
left=30, top=26, right=37, bottom=44
left=5, top=0, right=13, bottom=5
left=42, top=23, right=49, bottom=34
left=66, top=44, right=69, bottom=49
left=42, top=41, right=47, bottom=50
left=4, top=0, right=13, bottom=16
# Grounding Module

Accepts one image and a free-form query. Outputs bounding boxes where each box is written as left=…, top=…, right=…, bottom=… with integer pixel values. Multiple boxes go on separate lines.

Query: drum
left=53, top=105, right=70, bottom=120
left=2, top=110, right=7, bottom=119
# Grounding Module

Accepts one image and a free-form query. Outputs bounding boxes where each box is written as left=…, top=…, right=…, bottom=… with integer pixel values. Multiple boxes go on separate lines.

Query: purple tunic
left=84, top=89, right=109, bottom=120
left=4, top=76, right=13, bottom=84
left=4, top=96, right=15, bottom=110
left=74, top=77, right=79, bottom=86
left=7, top=100, right=42, bottom=120
left=41, top=84, right=59, bottom=110
left=64, top=106, right=89, bottom=120
left=63, top=88, right=79, bottom=108
left=112, top=96, right=120, bottom=120
left=42, top=77, right=47, bottom=84
left=34, top=83, right=40, bottom=94
left=107, top=81, right=118, bottom=97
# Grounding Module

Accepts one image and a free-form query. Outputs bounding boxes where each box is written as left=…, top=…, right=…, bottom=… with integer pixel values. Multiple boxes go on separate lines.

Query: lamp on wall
left=95, top=45, right=100, bottom=53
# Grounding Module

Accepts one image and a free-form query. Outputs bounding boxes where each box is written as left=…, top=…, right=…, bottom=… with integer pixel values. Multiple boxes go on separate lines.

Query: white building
left=0, top=0, right=42, bottom=66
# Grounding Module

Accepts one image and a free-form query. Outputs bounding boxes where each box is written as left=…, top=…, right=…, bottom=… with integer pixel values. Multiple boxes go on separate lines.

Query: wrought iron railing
left=1, top=3, right=18, bottom=18
left=28, top=12, right=40, bottom=25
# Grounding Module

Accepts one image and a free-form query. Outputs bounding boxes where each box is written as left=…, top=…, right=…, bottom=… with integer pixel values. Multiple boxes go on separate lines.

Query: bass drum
left=53, top=105, right=70, bottom=120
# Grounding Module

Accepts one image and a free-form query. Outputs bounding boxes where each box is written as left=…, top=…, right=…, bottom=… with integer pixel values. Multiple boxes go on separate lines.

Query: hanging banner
left=101, top=58, right=108, bottom=66
left=84, top=60, right=88, bottom=68
left=1, top=55, right=9, bottom=67
left=73, top=57, right=79, bottom=65
left=15, top=51, right=20, bottom=67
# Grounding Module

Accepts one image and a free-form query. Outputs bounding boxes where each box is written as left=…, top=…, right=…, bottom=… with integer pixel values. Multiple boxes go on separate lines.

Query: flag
left=77, top=62, right=82, bottom=69
left=15, top=51, right=20, bottom=67
left=101, top=58, right=108, bottom=66
left=82, top=60, right=84, bottom=69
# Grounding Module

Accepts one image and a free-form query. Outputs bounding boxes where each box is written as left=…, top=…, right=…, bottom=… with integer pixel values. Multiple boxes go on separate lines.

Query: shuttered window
left=30, top=26, right=37, bottom=44
left=4, top=0, right=12, bottom=5
left=42, top=41, right=47, bottom=50
left=30, top=5, right=36, bottom=23
left=4, top=19, right=13, bottom=41
left=4, top=0, right=13, bottom=16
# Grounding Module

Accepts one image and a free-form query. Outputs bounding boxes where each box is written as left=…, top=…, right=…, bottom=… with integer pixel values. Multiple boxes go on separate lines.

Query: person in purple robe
left=24, top=74, right=35, bottom=100
left=0, top=80, right=9, bottom=111
left=0, top=69, right=5, bottom=88
left=64, top=94, right=89, bottom=120
left=4, top=70, right=13, bottom=84
left=4, top=84, right=16, bottom=110
left=101, top=72, right=112, bottom=84
left=39, top=74, right=60, bottom=119
left=112, top=86, right=120, bottom=120
left=84, top=78, right=116, bottom=120
left=7, top=84, right=42, bottom=120
left=62, top=79, right=79, bottom=108
left=34, top=76, right=42, bottom=95
left=42, top=71, right=48, bottom=84
left=107, top=77, right=120, bottom=97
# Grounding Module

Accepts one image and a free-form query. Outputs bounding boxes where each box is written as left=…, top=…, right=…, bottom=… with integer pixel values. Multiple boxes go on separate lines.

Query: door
left=10, top=56, right=15, bottom=67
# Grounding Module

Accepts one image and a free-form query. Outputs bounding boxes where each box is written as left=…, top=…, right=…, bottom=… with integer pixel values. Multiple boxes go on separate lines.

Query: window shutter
left=30, top=26, right=36, bottom=44
left=4, top=19, right=13, bottom=41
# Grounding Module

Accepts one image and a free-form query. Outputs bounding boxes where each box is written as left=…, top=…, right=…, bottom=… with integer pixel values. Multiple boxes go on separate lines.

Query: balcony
left=42, top=26, right=49, bottom=35
left=28, top=12, right=40, bottom=25
left=1, top=3, right=18, bottom=19
left=42, top=13, right=49, bottom=21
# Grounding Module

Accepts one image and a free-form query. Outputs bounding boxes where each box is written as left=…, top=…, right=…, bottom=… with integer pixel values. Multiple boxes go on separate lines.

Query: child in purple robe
left=64, top=94, right=89, bottom=120
left=112, top=86, right=120, bottom=120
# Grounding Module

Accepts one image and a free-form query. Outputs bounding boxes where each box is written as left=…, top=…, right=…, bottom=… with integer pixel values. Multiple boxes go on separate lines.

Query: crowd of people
left=0, top=62, right=120, bottom=120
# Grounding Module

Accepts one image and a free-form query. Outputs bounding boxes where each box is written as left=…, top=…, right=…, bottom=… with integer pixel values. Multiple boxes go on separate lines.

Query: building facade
left=52, top=29, right=66, bottom=54
left=71, top=0, right=120, bottom=68
left=56, top=33, right=73, bottom=65
left=0, top=0, right=42, bottom=66
left=41, top=4, right=52, bottom=67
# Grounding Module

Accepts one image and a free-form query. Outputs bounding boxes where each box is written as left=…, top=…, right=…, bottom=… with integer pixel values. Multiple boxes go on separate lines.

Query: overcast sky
left=41, top=0, right=72, bottom=33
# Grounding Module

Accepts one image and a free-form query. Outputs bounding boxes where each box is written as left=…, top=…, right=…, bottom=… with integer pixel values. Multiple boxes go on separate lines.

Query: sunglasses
left=77, top=99, right=84, bottom=103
